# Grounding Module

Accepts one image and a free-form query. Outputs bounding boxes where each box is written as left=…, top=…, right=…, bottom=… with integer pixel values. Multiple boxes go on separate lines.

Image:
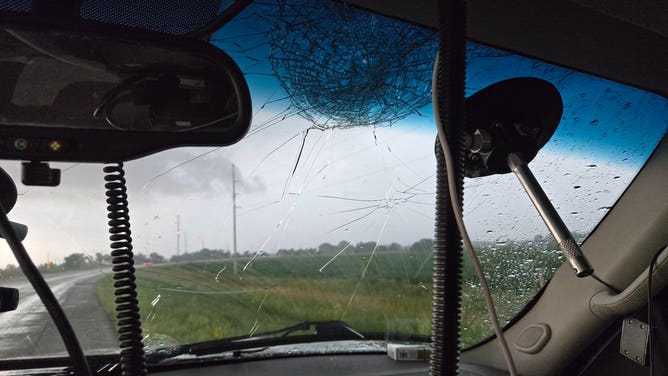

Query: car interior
left=0, top=0, right=665, bottom=375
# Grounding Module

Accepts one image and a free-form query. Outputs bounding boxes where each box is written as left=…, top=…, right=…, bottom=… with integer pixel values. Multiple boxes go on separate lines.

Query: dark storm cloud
left=2, top=148, right=266, bottom=202
left=127, top=149, right=267, bottom=197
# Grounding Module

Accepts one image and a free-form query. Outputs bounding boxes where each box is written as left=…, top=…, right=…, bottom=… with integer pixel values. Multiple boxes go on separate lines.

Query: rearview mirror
left=0, top=22, right=251, bottom=162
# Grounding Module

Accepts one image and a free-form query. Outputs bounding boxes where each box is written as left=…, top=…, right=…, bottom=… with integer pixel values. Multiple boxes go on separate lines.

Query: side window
left=459, top=43, right=668, bottom=346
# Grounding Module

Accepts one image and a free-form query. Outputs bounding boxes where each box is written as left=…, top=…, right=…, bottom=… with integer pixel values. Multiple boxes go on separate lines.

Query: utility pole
left=232, top=164, right=238, bottom=274
left=176, top=214, right=180, bottom=256
left=185, top=232, right=188, bottom=254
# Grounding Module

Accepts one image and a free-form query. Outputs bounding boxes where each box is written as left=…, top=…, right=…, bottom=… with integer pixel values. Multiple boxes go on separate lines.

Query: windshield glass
left=1, top=0, right=667, bottom=361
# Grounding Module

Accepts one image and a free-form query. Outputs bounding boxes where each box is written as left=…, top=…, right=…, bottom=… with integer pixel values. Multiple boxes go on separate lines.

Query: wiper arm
left=152, top=320, right=365, bottom=360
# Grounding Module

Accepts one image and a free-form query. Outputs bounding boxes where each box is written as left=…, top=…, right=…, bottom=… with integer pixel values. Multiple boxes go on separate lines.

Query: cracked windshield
left=1, top=0, right=667, bottom=360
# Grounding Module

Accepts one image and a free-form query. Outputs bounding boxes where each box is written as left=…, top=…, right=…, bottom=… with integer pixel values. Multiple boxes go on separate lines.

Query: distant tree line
left=275, top=238, right=432, bottom=257
left=0, top=238, right=435, bottom=275
left=1, top=236, right=568, bottom=289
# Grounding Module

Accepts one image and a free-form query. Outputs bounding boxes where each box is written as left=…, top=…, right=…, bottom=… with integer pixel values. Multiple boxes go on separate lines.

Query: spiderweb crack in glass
left=243, top=127, right=333, bottom=272
left=319, top=242, right=352, bottom=272
left=264, top=0, right=435, bottom=128
left=248, top=292, right=270, bottom=336
left=341, top=189, right=393, bottom=319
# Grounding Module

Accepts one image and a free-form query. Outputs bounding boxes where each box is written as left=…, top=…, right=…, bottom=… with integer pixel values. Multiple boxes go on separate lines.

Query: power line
left=176, top=215, right=180, bottom=256
left=232, top=164, right=238, bottom=275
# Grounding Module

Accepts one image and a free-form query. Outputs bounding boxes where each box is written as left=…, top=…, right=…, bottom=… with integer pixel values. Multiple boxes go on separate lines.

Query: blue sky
left=215, top=1, right=667, bottom=163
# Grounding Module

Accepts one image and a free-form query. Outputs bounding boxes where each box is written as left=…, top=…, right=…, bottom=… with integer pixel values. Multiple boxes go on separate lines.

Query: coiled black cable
left=432, top=138, right=464, bottom=375
left=104, top=163, right=147, bottom=376
left=431, top=0, right=466, bottom=375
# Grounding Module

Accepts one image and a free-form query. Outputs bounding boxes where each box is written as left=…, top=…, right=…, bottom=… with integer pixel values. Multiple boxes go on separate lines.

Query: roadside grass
left=96, top=251, right=531, bottom=349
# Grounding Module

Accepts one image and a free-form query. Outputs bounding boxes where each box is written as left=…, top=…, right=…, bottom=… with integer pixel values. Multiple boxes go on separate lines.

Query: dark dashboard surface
left=151, top=354, right=507, bottom=376
left=0, top=354, right=508, bottom=375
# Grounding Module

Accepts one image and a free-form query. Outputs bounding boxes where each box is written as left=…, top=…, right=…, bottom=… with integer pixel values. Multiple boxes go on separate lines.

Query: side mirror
left=0, top=21, right=251, bottom=163
left=0, top=287, right=19, bottom=313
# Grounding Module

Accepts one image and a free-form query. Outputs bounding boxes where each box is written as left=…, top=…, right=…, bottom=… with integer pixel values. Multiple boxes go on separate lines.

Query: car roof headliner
left=344, top=0, right=668, bottom=98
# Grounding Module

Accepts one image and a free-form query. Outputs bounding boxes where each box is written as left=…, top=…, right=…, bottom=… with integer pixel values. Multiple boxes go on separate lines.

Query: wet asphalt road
left=0, top=270, right=119, bottom=358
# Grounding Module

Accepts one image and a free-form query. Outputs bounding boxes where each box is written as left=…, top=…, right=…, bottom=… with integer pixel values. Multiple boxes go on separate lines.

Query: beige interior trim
left=344, top=0, right=668, bottom=97
left=590, top=246, right=668, bottom=320
left=461, top=134, right=668, bottom=375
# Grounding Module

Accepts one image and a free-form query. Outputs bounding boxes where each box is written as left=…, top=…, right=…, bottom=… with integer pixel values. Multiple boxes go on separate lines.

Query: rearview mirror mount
left=0, top=21, right=252, bottom=163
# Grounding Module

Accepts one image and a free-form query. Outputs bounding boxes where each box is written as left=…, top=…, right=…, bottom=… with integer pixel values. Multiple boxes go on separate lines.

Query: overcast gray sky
left=0, top=111, right=648, bottom=268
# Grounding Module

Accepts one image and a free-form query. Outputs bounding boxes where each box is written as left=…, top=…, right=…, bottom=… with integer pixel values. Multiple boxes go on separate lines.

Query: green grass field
left=96, top=250, right=542, bottom=350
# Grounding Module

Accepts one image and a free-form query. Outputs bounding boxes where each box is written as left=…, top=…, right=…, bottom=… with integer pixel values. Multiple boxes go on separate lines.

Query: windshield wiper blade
left=153, top=320, right=365, bottom=360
